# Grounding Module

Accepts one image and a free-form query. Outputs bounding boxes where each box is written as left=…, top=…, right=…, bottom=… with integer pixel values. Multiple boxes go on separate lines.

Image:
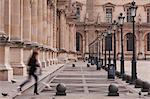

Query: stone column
left=23, top=0, right=32, bottom=65
left=83, top=36, right=86, bottom=55
left=47, top=5, right=51, bottom=66
left=69, top=24, right=73, bottom=51
left=31, top=0, right=38, bottom=44
left=85, top=31, right=89, bottom=53
left=65, top=24, right=69, bottom=52
left=59, top=9, right=65, bottom=50
left=40, top=0, right=48, bottom=67
left=0, top=0, right=13, bottom=81
left=10, top=0, right=26, bottom=76
left=69, top=23, right=76, bottom=61
left=23, top=0, right=31, bottom=43
left=73, top=25, right=77, bottom=60
left=58, top=9, right=68, bottom=63
left=37, top=0, right=43, bottom=66
left=53, top=2, right=58, bottom=64
left=50, top=7, right=54, bottom=64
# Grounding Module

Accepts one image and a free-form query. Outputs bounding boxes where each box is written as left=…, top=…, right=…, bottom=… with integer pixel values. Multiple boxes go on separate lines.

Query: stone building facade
left=0, top=0, right=77, bottom=81
left=75, top=0, right=150, bottom=60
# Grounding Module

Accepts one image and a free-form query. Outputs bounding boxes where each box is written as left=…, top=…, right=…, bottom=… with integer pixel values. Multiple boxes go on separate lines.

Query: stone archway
left=124, top=33, right=137, bottom=59
left=76, top=32, right=83, bottom=53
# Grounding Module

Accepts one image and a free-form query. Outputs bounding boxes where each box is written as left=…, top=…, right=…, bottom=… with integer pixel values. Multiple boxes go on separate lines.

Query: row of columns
left=57, top=8, right=77, bottom=62
left=0, top=0, right=73, bottom=81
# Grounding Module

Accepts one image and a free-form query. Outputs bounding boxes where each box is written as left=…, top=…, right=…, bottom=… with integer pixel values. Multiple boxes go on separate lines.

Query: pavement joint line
left=12, top=61, right=149, bottom=99
left=81, top=65, right=89, bottom=94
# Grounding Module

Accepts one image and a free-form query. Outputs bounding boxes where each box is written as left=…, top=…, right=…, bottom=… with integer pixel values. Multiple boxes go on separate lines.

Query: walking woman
left=18, top=51, right=41, bottom=95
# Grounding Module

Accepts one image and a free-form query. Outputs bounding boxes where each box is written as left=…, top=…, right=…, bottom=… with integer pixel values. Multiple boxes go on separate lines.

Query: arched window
left=126, top=33, right=133, bottom=51
left=105, top=34, right=112, bottom=51
left=147, top=33, right=150, bottom=51
left=76, top=33, right=82, bottom=52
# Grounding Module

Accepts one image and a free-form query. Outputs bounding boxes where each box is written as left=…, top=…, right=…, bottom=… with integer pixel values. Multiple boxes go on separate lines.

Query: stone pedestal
left=10, top=47, right=27, bottom=76
left=49, top=51, right=53, bottom=65
left=53, top=52, right=58, bottom=64
left=0, top=46, right=13, bottom=81
left=58, top=52, right=68, bottom=64
left=41, top=50, right=46, bottom=67
left=68, top=53, right=76, bottom=61
left=52, top=52, right=55, bottom=64
left=46, top=51, right=50, bottom=66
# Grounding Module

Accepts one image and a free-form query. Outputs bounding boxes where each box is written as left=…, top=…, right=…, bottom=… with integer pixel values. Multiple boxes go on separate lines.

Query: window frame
left=105, top=8, right=113, bottom=23
left=147, top=33, right=150, bottom=51
left=126, top=33, right=134, bottom=51
left=147, top=8, right=150, bottom=23
left=126, top=8, right=132, bottom=22
left=105, top=34, right=112, bottom=51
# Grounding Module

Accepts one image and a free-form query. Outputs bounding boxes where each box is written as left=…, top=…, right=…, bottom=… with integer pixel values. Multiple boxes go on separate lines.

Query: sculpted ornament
left=47, top=0, right=55, bottom=8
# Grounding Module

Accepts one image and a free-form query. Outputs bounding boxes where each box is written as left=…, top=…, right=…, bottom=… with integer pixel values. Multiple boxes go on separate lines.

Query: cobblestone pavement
left=13, top=61, right=150, bottom=99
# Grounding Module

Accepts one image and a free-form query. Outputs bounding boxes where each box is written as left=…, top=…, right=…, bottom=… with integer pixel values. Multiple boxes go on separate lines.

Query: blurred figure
left=18, top=51, right=41, bottom=95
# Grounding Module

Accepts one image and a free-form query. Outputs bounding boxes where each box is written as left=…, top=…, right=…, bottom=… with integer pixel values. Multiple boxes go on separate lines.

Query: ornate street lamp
left=107, top=26, right=112, bottom=67
left=112, top=20, right=118, bottom=70
left=101, top=35, right=104, bottom=66
left=97, top=33, right=102, bottom=70
left=103, top=30, right=108, bottom=67
left=118, top=13, right=125, bottom=78
left=129, top=1, right=138, bottom=83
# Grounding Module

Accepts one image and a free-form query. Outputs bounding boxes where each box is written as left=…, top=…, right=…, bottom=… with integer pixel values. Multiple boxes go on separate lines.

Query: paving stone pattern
left=14, top=62, right=148, bottom=99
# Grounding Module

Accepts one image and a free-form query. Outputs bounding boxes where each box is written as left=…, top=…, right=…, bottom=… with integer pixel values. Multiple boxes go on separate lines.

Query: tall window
left=76, top=33, right=80, bottom=51
left=147, top=8, right=150, bottom=23
left=106, top=8, right=112, bottom=23
left=127, top=8, right=132, bottom=22
left=126, top=33, right=133, bottom=51
left=105, top=34, right=112, bottom=51
left=147, top=33, right=150, bottom=51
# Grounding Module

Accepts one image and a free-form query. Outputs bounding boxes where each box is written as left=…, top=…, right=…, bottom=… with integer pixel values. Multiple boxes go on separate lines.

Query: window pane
left=127, top=8, right=132, bottom=22
left=76, top=33, right=80, bottom=51
left=127, top=33, right=133, bottom=51
left=105, top=34, right=112, bottom=51
left=106, top=8, right=112, bottom=23
left=147, top=33, right=150, bottom=51
left=147, top=9, right=150, bottom=23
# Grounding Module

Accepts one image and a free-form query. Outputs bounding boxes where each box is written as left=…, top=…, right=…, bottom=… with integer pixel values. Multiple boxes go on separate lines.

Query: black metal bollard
left=108, top=84, right=119, bottom=96
left=115, top=71, right=121, bottom=78
left=141, top=82, right=150, bottom=92
left=126, top=75, right=131, bottom=83
left=87, top=64, right=90, bottom=67
left=122, top=74, right=127, bottom=81
left=72, top=64, right=75, bottom=67
left=135, top=79, right=144, bottom=88
left=56, top=83, right=66, bottom=96
left=107, top=64, right=115, bottom=79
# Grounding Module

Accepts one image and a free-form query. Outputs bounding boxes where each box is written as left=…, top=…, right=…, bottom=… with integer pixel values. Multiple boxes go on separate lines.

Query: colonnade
left=0, top=0, right=77, bottom=81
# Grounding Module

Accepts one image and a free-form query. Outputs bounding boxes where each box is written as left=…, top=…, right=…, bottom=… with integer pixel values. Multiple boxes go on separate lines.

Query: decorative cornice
left=144, top=3, right=150, bottom=11
left=47, top=0, right=55, bottom=8
left=103, top=2, right=116, bottom=11
left=123, top=2, right=131, bottom=11
left=72, top=1, right=83, bottom=10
